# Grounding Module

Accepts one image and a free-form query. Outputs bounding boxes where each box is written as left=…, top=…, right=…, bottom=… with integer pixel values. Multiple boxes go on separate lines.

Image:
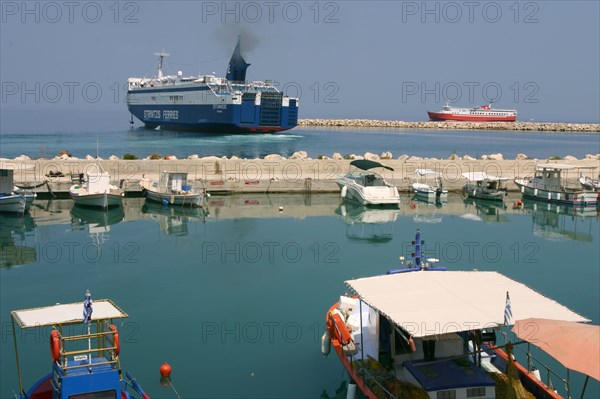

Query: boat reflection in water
left=70, top=205, right=125, bottom=245
left=522, top=198, right=598, bottom=242
left=142, top=201, right=209, bottom=236
left=0, top=212, right=36, bottom=267
left=461, top=197, right=509, bottom=223
left=335, top=202, right=398, bottom=244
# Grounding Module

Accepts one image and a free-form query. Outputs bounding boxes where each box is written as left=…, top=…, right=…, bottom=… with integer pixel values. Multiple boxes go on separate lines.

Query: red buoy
left=159, top=362, right=172, bottom=378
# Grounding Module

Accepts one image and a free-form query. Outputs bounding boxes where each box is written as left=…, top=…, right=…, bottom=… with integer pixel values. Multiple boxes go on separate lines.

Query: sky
left=1, top=0, right=599, bottom=123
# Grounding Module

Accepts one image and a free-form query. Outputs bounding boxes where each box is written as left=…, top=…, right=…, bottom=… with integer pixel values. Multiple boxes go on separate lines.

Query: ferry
left=428, top=103, right=517, bottom=122
left=126, top=38, right=299, bottom=133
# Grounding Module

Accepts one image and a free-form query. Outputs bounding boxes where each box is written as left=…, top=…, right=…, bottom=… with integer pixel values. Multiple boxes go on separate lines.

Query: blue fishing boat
left=10, top=291, right=150, bottom=399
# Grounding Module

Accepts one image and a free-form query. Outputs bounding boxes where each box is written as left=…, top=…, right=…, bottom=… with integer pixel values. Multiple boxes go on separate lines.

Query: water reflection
left=522, top=199, right=598, bottom=242
left=0, top=213, right=37, bottom=267
left=336, top=202, right=398, bottom=244
left=141, top=201, right=208, bottom=236
left=70, top=205, right=125, bottom=245
left=461, top=198, right=509, bottom=223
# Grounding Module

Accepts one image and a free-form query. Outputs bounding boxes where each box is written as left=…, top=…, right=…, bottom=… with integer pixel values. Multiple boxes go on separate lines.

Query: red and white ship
left=428, top=103, right=517, bottom=122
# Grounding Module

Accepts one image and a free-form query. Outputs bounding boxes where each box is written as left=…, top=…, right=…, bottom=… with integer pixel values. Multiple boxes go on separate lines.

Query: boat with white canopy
left=323, top=231, right=591, bottom=399
left=10, top=293, right=151, bottom=399
left=336, top=160, right=400, bottom=206
left=411, top=169, right=448, bottom=202
left=462, top=171, right=509, bottom=201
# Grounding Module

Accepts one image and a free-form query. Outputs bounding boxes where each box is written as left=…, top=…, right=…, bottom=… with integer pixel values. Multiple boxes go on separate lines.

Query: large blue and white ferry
left=126, top=38, right=299, bottom=133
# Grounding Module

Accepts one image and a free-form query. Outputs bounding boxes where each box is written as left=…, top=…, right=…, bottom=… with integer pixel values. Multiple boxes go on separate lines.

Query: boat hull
left=69, top=192, right=123, bottom=209
left=337, top=180, right=400, bottom=206
left=127, top=101, right=298, bottom=133
left=428, top=111, right=516, bottom=122
left=463, top=184, right=506, bottom=201
left=411, top=183, right=448, bottom=201
left=145, top=190, right=204, bottom=207
left=514, top=179, right=598, bottom=206
left=0, top=195, right=26, bottom=214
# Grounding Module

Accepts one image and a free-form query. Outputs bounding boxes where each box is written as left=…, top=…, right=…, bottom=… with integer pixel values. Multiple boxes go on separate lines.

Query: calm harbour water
left=0, top=109, right=599, bottom=160
left=1, top=195, right=599, bottom=398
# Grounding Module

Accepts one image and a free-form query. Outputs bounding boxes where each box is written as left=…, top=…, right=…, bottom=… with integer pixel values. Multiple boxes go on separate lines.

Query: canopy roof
left=462, top=172, right=509, bottom=182
left=512, top=318, right=599, bottom=381
left=12, top=299, right=128, bottom=328
left=350, top=160, right=394, bottom=172
left=345, top=271, right=588, bottom=338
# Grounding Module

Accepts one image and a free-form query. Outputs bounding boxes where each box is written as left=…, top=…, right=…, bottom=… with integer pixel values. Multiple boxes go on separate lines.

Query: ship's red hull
left=428, top=111, right=516, bottom=122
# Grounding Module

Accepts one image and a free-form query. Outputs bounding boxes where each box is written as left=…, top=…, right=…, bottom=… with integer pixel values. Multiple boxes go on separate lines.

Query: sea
left=1, top=113, right=599, bottom=399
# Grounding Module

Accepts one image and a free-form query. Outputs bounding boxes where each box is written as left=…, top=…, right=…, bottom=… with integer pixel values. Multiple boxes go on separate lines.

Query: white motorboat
left=411, top=169, right=448, bottom=202
left=69, top=165, right=124, bottom=209
left=462, top=172, right=509, bottom=201
left=336, top=160, right=400, bottom=206
left=579, top=173, right=600, bottom=191
left=514, top=163, right=598, bottom=206
left=140, top=171, right=209, bottom=207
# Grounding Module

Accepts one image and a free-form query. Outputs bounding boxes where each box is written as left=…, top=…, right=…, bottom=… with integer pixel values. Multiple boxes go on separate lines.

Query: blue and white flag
left=504, top=291, right=513, bottom=326
left=83, top=289, right=93, bottom=323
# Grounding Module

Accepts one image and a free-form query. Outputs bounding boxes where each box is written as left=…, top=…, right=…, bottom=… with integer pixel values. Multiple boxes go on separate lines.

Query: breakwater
left=298, top=119, right=600, bottom=132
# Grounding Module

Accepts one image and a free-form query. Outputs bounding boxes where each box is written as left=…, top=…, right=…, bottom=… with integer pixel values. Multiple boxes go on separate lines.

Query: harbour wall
left=298, top=119, right=600, bottom=132
left=3, top=157, right=599, bottom=197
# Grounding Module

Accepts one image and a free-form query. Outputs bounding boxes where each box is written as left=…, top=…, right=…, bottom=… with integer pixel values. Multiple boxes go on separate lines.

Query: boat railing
left=53, top=320, right=120, bottom=376
left=500, top=331, right=570, bottom=397
left=352, top=359, right=398, bottom=399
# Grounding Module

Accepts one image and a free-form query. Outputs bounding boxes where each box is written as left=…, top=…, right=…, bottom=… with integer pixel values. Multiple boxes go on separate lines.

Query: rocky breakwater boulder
left=289, top=151, right=309, bottom=160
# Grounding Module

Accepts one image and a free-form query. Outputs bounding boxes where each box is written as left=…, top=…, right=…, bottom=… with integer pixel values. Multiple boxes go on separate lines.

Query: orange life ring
left=50, top=330, right=60, bottom=362
left=331, top=313, right=353, bottom=346
left=110, top=325, right=120, bottom=356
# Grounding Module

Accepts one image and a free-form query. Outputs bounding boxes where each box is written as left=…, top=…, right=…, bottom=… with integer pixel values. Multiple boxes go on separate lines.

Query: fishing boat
left=336, top=160, right=400, bottom=206
left=411, top=169, right=448, bottom=202
left=69, top=165, right=124, bottom=209
left=462, top=172, right=509, bottom=201
left=323, top=230, right=593, bottom=399
left=514, top=164, right=598, bottom=206
left=428, top=103, right=517, bottom=122
left=140, top=171, right=209, bottom=207
left=10, top=291, right=151, bottom=399
left=1, top=168, right=26, bottom=214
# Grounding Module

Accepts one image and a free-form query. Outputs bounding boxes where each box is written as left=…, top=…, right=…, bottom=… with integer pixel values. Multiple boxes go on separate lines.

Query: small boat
left=10, top=291, right=151, bottom=399
left=13, top=186, right=37, bottom=206
left=411, top=169, right=448, bottom=202
left=514, top=163, right=598, bottom=206
left=69, top=165, right=124, bottom=209
left=324, top=230, right=591, bottom=399
left=428, top=103, right=517, bottom=122
left=1, top=168, right=26, bottom=214
left=462, top=171, right=509, bottom=201
left=579, top=173, right=600, bottom=191
left=141, top=171, right=209, bottom=207
left=336, top=160, right=400, bottom=206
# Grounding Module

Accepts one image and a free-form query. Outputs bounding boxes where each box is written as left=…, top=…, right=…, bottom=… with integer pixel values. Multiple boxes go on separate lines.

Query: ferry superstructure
left=428, top=103, right=517, bottom=122
left=126, top=39, right=299, bottom=133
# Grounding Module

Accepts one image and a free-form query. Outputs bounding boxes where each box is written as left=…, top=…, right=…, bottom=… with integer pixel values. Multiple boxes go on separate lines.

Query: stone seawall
left=298, top=119, right=600, bottom=132
left=3, top=158, right=599, bottom=197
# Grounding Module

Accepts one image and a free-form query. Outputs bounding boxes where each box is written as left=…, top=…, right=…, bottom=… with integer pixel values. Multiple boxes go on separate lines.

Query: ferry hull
left=128, top=102, right=298, bottom=133
left=428, top=111, right=516, bottom=122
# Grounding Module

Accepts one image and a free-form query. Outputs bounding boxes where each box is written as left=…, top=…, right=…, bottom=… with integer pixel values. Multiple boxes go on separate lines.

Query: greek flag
left=83, top=289, right=93, bottom=323
left=504, top=291, right=512, bottom=326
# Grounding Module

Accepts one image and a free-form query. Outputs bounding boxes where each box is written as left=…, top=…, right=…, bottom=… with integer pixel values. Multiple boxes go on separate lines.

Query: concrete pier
left=3, top=157, right=599, bottom=198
